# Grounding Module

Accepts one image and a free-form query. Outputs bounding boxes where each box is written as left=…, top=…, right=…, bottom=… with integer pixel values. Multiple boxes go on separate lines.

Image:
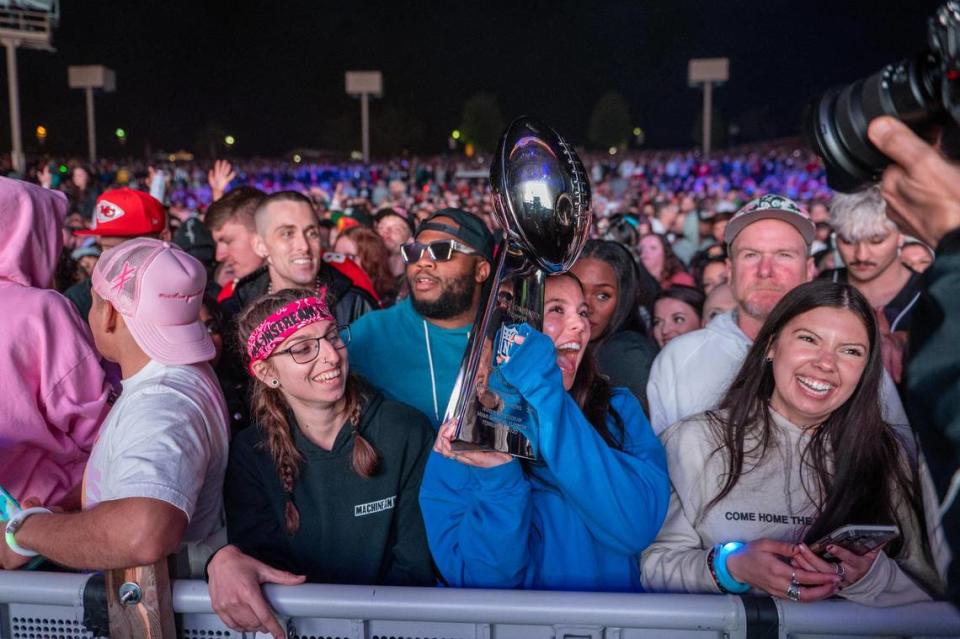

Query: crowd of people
left=1, top=116, right=958, bottom=638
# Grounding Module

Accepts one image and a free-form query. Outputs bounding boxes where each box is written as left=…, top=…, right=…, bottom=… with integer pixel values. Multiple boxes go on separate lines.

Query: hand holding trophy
left=446, top=116, right=592, bottom=460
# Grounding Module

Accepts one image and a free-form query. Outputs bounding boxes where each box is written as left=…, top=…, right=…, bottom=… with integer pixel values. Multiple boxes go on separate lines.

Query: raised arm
left=497, top=329, right=670, bottom=555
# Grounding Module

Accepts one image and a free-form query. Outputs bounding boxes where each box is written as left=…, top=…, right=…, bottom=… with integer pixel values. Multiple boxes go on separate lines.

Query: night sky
left=5, top=0, right=945, bottom=158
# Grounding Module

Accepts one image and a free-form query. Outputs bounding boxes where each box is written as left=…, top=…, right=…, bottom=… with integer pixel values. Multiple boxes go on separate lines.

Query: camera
left=805, top=2, right=960, bottom=193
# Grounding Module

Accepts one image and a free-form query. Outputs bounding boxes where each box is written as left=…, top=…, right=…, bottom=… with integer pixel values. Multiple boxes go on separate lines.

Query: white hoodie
left=646, top=310, right=910, bottom=434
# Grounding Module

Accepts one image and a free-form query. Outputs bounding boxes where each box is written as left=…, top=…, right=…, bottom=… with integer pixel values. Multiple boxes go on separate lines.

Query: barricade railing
left=2, top=570, right=960, bottom=638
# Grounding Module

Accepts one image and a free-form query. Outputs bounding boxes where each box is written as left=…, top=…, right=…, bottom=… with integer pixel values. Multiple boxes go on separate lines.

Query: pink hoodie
left=0, top=178, right=110, bottom=507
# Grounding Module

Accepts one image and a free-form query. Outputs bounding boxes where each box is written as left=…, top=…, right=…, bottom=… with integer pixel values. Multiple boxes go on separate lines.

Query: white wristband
left=4, top=507, right=52, bottom=557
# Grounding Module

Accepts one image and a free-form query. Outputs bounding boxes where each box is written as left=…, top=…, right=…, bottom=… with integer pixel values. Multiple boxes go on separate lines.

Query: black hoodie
left=223, top=385, right=436, bottom=586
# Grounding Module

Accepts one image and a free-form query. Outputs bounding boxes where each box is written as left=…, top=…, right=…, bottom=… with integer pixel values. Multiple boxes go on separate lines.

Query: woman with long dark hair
left=652, top=285, right=705, bottom=348
left=206, top=289, right=435, bottom=636
left=639, top=233, right=695, bottom=288
left=641, top=280, right=945, bottom=605
left=420, top=273, right=670, bottom=592
left=572, top=240, right=659, bottom=409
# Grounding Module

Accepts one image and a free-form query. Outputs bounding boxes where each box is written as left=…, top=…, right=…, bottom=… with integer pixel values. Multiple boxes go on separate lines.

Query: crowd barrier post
left=105, top=558, right=176, bottom=638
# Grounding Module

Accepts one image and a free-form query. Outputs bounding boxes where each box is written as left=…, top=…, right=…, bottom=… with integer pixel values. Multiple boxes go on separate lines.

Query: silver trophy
left=446, top=116, right=592, bottom=459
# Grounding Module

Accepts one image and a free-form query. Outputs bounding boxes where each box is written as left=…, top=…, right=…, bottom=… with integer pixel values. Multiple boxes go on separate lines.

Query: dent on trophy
left=445, top=116, right=592, bottom=460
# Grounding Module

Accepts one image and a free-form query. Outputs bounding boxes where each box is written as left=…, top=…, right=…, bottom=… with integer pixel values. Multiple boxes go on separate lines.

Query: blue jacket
left=347, top=298, right=470, bottom=428
left=419, top=329, right=670, bottom=592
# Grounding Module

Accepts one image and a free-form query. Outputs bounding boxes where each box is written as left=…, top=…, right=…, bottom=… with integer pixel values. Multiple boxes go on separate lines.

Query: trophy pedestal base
left=452, top=425, right=538, bottom=461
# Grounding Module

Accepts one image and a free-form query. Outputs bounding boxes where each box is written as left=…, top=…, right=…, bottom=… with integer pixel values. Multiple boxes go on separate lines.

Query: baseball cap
left=418, top=208, right=495, bottom=263
left=70, top=245, right=101, bottom=261
left=75, top=188, right=166, bottom=237
left=724, top=194, right=815, bottom=246
left=173, top=217, right=216, bottom=266
left=92, top=238, right=215, bottom=365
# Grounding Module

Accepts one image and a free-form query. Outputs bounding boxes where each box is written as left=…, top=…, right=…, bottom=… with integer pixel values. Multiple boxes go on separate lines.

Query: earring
left=765, top=356, right=773, bottom=363
left=270, top=378, right=280, bottom=387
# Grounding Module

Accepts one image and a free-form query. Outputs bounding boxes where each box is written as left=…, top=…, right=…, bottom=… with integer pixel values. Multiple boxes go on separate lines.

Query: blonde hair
left=829, top=186, right=897, bottom=241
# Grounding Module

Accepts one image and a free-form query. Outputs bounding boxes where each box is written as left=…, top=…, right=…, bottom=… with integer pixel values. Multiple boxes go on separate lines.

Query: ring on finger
left=786, top=581, right=801, bottom=602
left=835, top=562, right=846, bottom=583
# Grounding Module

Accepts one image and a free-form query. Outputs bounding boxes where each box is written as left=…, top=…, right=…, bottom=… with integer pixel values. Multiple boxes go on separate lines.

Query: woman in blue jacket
left=419, top=273, right=670, bottom=592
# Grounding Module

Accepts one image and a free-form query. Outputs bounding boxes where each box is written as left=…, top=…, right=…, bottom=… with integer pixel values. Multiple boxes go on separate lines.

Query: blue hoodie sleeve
left=498, top=328, right=670, bottom=555
left=418, top=451, right=534, bottom=588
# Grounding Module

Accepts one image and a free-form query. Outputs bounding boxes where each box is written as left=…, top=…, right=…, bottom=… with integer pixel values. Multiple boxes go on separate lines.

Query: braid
left=345, top=379, right=379, bottom=478
left=251, top=381, right=303, bottom=535
left=237, top=289, right=381, bottom=531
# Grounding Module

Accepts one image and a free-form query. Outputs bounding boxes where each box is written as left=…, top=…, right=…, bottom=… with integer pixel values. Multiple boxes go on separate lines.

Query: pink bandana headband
left=246, top=295, right=333, bottom=375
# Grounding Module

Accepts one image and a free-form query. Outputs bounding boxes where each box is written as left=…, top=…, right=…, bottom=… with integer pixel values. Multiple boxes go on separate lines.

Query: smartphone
left=149, top=169, right=166, bottom=203
left=809, top=524, right=900, bottom=561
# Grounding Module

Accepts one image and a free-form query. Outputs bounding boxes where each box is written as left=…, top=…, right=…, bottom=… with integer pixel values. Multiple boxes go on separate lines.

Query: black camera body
left=805, top=2, right=960, bottom=192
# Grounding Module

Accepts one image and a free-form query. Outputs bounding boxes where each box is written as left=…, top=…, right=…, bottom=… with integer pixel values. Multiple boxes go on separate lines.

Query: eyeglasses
left=271, top=326, right=351, bottom=365
left=400, top=239, right=477, bottom=264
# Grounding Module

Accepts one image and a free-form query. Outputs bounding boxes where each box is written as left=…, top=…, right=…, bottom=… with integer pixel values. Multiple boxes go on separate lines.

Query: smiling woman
left=419, top=273, right=670, bottom=592
left=203, top=289, right=435, bottom=636
left=641, top=280, right=946, bottom=607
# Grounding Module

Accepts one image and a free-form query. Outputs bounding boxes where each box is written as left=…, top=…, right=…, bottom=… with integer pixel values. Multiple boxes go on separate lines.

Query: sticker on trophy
left=495, top=323, right=531, bottom=365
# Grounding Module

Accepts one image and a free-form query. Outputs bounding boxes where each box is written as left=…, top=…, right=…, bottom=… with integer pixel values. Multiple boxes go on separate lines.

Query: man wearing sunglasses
left=348, top=209, right=494, bottom=428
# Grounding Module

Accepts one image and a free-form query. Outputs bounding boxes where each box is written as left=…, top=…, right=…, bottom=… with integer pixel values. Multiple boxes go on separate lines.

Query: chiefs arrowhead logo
left=95, top=201, right=126, bottom=224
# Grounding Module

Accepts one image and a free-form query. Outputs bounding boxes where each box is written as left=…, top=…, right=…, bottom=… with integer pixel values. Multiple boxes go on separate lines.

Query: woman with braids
left=641, top=280, right=946, bottom=606
left=571, top=240, right=659, bottom=410
left=206, top=289, right=435, bottom=637
left=419, top=273, right=670, bottom=591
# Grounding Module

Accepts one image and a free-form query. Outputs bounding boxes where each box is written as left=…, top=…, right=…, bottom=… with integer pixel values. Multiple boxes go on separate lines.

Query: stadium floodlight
left=0, top=0, right=59, bottom=174
left=688, top=58, right=729, bottom=157
left=68, top=65, right=115, bottom=163
left=345, top=71, right=382, bottom=163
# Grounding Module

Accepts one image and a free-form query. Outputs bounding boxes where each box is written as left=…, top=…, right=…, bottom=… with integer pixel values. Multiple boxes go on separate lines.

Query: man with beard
left=821, top=186, right=922, bottom=383
left=647, top=194, right=908, bottom=433
left=348, top=209, right=494, bottom=428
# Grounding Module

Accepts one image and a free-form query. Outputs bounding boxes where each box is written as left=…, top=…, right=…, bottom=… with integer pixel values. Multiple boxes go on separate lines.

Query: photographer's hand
left=868, top=116, right=960, bottom=247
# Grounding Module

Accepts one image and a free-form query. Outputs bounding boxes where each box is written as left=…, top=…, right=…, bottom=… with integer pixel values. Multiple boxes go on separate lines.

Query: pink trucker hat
left=92, top=238, right=215, bottom=365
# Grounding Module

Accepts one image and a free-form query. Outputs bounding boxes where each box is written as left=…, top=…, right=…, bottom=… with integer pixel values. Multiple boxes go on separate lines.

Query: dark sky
left=6, top=0, right=944, bottom=157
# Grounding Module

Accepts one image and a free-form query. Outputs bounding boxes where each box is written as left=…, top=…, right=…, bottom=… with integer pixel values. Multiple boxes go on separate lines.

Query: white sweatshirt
left=639, top=409, right=947, bottom=606
left=646, top=310, right=910, bottom=434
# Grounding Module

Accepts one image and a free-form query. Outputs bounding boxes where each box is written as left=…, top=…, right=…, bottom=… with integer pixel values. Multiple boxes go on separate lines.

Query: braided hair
left=237, top=288, right=379, bottom=534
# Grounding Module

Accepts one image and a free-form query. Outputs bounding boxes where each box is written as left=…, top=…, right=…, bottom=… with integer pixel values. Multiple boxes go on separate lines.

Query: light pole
left=688, top=58, right=729, bottom=157
left=0, top=3, right=58, bottom=174
left=345, top=71, right=382, bottom=163
left=68, top=65, right=115, bottom=163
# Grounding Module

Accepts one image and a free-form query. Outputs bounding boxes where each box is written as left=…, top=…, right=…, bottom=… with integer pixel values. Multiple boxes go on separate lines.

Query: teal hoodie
left=348, top=298, right=470, bottom=428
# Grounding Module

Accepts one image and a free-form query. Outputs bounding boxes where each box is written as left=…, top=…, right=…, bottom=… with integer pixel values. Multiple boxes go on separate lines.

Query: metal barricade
left=2, top=571, right=960, bottom=639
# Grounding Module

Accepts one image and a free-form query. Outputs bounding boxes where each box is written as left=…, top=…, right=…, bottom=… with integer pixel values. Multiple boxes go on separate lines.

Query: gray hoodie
left=640, top=409, right=947, bottom=606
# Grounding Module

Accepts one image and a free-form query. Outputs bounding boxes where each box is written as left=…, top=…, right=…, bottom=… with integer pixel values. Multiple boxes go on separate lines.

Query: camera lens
left=805, top=53, right=944, bottom=192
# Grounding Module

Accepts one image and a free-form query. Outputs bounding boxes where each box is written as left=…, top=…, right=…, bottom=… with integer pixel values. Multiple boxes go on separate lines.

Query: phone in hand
left=809, top=524, right=900, bottom=561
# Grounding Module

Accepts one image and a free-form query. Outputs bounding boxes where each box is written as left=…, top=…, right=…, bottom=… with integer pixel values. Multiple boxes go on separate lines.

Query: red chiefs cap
left=75, top=188, right=167, bottom=237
